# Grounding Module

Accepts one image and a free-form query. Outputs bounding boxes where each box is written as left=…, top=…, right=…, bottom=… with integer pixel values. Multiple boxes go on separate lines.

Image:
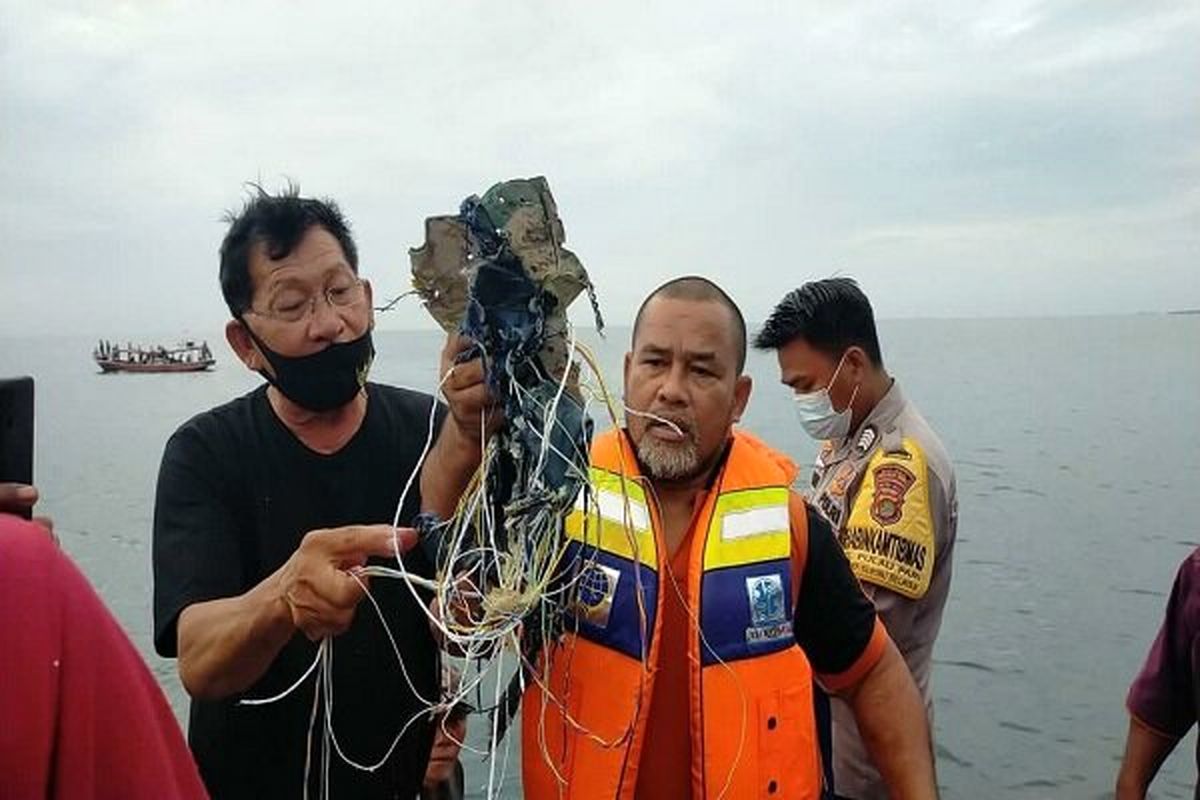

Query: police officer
left=755, top=278, right=957, bottom=800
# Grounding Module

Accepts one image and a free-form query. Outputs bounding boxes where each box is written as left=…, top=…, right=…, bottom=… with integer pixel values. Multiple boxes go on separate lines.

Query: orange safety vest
left=522, top=428, right=822, bottom=799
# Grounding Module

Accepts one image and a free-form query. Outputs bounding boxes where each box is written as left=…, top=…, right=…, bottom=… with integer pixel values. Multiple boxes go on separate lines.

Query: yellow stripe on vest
left=565, top=468, right=658, bottom=569
left=703, top=487, right=791, bottom=570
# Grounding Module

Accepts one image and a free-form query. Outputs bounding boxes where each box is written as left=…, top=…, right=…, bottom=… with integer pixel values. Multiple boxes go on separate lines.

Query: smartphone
left=0, top=376, right=34, bottom=519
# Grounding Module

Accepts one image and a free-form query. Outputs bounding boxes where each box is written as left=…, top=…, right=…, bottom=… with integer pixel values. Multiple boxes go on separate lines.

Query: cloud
left=0, top=0, right=1197, bottom=339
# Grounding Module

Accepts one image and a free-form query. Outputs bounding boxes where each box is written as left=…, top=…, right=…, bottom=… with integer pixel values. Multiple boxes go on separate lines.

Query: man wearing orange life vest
left=521, top=277, right=937, bottom=799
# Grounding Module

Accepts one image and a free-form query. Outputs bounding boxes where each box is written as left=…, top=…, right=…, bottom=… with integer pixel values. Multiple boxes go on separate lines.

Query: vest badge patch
left=573, top=563, right=620, bottom=628
left=745, top=574, right=792, bottom=644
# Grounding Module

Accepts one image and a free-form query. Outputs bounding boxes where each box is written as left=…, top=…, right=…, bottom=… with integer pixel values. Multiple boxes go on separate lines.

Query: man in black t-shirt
left=153, top=186, right=490, bottom=798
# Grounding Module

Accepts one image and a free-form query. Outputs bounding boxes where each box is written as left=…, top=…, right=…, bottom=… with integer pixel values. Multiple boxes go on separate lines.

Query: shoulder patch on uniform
left=842, top=438, right=935, bottom=599
left=869, top=462, right=916, bottom=525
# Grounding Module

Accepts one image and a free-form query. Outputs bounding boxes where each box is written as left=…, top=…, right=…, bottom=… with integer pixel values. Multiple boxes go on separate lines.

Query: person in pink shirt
left=0, top=508, right=207, bottom=800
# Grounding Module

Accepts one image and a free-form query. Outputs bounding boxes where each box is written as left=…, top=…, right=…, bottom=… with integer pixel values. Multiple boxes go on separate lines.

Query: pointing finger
left=323, top=525, right=418, bottom=560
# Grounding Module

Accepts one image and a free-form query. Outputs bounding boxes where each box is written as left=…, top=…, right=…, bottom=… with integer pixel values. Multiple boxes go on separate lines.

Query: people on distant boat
left=93, top=340, right=214, bottom=371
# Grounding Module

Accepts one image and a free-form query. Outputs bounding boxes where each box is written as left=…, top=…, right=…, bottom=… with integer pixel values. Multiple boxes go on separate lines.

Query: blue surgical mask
left=793, top=354, right=858, bottom=441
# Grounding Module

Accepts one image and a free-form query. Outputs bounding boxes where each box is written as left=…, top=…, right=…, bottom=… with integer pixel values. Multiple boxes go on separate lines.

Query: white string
left=236, top=326, right=744, bottom=800
left=621, top=402, right=685, bottom=437
left=239, top=644, right=325, bottom=706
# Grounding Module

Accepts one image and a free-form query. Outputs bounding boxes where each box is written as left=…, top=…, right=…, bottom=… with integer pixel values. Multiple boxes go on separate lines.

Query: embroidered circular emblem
left=870, top=463, right=916, bottom=526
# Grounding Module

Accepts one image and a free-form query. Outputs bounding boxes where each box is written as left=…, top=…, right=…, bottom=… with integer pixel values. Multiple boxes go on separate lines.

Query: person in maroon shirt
left=1117, top=547, right=1200, bottom=800
left=0, top=513, right=208, bottom=799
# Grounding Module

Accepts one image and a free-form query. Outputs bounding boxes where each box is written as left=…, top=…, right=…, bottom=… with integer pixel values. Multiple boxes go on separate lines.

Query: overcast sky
left=1, top=1, right=1197, bottom=338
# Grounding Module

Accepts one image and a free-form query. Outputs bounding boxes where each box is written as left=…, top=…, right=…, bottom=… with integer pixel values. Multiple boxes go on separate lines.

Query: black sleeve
left=152, top=423, right=246, bottom=658
left=405, top=394, right=449, bottom=519
left=793, top=505, right=880, bottom=676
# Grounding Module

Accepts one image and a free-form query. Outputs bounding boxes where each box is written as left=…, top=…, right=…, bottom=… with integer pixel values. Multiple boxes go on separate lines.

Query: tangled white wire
left=239, top=327, right=754, bottom=799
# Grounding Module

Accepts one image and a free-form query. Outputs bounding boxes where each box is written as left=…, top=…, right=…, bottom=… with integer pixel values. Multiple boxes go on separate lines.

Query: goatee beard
left=636, top=435, right=701, bottom=482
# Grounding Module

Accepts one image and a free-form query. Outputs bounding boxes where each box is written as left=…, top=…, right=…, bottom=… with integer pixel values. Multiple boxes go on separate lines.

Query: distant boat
left=93, top=339, right=215, bottom=373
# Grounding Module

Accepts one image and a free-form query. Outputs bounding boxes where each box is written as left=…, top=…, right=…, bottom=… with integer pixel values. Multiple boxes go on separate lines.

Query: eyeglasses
left=247, top=277, right=367, bottom=324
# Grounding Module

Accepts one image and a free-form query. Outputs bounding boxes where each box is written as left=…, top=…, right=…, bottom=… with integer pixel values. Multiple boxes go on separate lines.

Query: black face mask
left=242, top=323, right=375, bottom=413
